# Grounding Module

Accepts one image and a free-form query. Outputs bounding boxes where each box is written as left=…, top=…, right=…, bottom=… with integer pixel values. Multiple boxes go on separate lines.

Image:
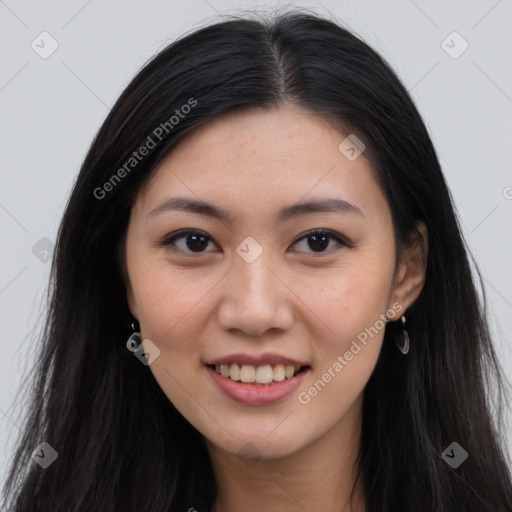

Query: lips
left=209, top=362, right=308, bottom=385
left=205, top=353, right=311, bottom=383
left=204, top=353, right=311, bottom=402
left=206, top=364, right=311, bottom=405
left=205, top=352, right=310, bottom=368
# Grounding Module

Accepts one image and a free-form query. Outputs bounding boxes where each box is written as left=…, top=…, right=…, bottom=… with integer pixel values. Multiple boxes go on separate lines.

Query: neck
left=207, top=395, right=366, bottom=512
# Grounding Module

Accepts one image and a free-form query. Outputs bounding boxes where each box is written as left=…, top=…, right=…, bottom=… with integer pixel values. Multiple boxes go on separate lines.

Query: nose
left=216, top=251, right=294, bottom=337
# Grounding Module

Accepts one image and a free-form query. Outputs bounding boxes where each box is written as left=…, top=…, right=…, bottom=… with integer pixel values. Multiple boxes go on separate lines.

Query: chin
left=212, top=433, right=305, bottom=462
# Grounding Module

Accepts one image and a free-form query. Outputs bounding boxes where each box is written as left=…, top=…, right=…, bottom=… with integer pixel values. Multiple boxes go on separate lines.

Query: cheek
left=130, top=251, right=212, bottom=341
left=130, top=263, right=212, bottom=408
left=306, top=262, right=393, bottom=357
left=294, top=274, right=389, bottom=418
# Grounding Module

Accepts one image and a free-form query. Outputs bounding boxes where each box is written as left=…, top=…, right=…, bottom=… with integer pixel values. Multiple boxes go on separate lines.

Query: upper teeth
left=215, top=363, right=301, bottom=384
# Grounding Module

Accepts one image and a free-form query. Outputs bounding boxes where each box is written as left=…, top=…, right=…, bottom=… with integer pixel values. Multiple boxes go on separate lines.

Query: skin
left=124, top=105, right=428, bottom=512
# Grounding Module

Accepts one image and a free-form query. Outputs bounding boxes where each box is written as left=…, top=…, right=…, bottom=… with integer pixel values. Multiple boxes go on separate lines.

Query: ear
left=388, top=220, right=428, bottom=313
left=119, top=232, right=139, bottom=321
left=126, top=281, right=139, bottom=321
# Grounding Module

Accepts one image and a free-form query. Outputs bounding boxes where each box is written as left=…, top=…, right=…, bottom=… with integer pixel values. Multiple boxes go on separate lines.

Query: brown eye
left=291, top=229, right=348, bottom=254
left=160, top=228, right=349, bottom=256
left=161, top=230, right=216, bottom=254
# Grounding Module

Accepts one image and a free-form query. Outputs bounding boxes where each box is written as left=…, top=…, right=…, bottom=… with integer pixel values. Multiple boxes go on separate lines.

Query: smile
left=206, top=363, right=311, bottom=405
left=211, top=363, right=307, bottom=385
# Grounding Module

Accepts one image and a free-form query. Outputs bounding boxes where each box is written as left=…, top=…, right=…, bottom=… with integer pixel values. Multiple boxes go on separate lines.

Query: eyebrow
left=148, top=196, right=363, bottom=223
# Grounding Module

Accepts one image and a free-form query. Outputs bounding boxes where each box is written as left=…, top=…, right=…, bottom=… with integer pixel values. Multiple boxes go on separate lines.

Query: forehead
left=134, top=106, right=388, bottom=222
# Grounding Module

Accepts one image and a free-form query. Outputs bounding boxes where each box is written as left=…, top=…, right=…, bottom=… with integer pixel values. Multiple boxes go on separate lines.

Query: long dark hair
left=3, top=9, right=511, bottom=512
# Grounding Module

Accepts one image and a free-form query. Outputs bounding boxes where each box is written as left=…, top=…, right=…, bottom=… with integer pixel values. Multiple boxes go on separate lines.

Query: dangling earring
left=395, top=315, right=409, bottom=355
left=126, top=321, right=141, bottom=352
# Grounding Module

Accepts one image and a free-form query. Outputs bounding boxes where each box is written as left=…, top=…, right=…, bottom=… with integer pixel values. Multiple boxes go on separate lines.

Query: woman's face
left=125, top=106, right=424, bottom=460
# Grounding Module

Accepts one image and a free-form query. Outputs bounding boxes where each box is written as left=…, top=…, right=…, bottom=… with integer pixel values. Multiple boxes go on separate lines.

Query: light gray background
left=1, top=0, right=511, bottom=489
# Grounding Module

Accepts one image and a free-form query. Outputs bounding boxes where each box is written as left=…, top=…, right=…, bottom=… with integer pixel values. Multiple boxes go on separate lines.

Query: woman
left=3, top=9, right=511, bottom=512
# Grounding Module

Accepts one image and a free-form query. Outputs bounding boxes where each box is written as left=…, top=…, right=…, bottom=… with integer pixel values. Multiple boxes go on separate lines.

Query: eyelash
left=159, top=228, right=350, bottom=255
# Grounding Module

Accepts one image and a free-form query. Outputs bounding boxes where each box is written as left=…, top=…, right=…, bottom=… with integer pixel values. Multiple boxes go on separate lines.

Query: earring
left=395, top=315, right=409, bottom=355
left=126, top=321, right=141, bottom=352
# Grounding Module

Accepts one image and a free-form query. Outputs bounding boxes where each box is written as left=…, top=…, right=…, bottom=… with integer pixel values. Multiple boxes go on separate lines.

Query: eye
left=160, top=229, right=218, bottom=254
left=160, top=228, right=348, bottom=255
left=291, top=229, right=349, bottom=254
